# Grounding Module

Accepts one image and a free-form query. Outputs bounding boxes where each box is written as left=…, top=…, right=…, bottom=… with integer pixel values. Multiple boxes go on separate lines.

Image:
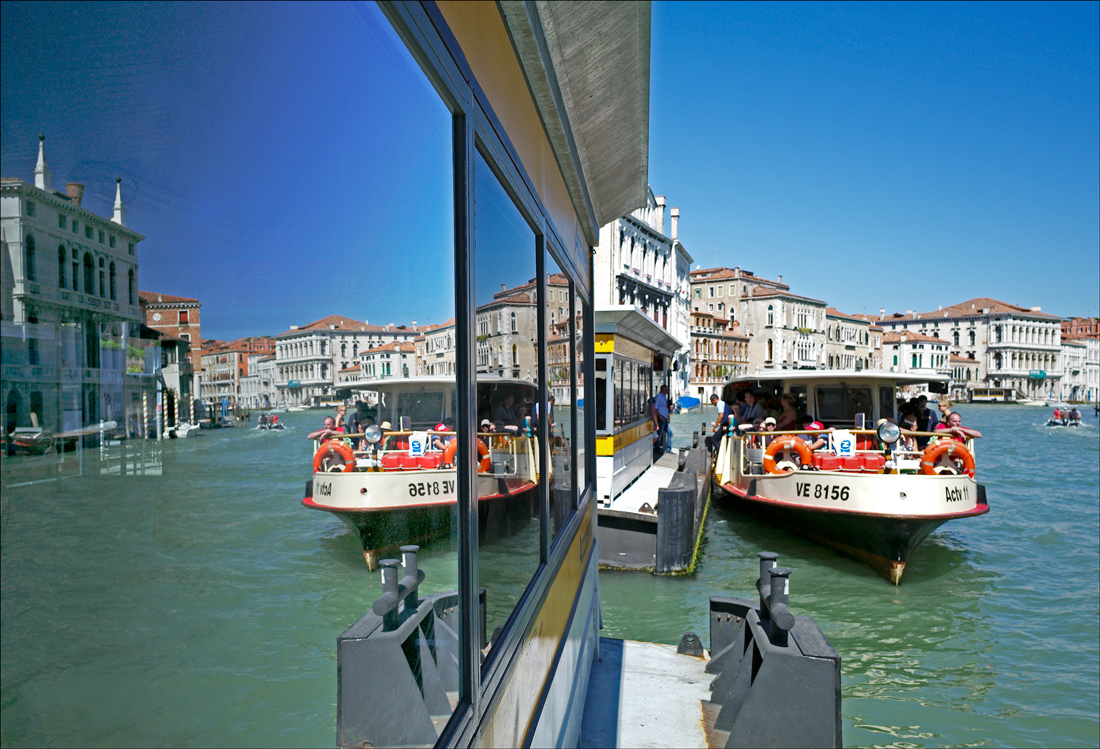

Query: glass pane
left=546, top=254, right=572, bottom=537
left=1, top=3, right=458, bottom=745
left=473, top=150, right=539, bottom=663
left=576, top=296, right=587, bottom=496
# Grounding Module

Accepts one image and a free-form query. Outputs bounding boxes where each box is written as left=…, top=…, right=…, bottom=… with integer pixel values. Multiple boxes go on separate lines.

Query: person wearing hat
left=479, top=418, right=495, bottom=433
left=431, top=421, right=454, bottom=452
left=760, top=416, right=778, bottom=447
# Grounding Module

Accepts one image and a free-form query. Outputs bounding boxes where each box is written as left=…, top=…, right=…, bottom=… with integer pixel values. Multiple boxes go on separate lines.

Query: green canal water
left=1, top=405, right=1097, bottom=747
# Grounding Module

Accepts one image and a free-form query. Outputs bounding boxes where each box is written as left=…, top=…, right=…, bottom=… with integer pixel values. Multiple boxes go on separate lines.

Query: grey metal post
left=767, top=567, right=795, bottom=646
left=400, top=546, right=420, bottom=611
left=757, top=551, right=778, bottom=621
left=378, top=559, right=400, bottom=631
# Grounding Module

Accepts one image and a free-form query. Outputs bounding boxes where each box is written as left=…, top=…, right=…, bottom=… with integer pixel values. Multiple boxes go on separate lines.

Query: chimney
left=65, top=183, right=85, bottom=207
left=501, top=284, right=507, bottom=293
left=777, top=275, right=783, bottom=284
left=35, top=134, right=51, bottom=191
left=1030, top=306, right=1041, bottom=312
left=655, top=195, right=666, bottom=235
left=112, top=178, right=126, bottom=226
left=879, top=307, right=885, bottom=320
left=411, top=320, right=417, bottom=327
left=670, top=207, right=679, bottom=242
left=906, top=309, right=913, bottom=316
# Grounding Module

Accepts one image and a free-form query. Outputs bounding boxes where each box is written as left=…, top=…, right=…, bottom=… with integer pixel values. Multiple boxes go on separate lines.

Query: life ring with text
left=313, top=440, right=355, bottom=473
left=763, top=435, right=813, bottom=474
left=920, top=440, right=975, bottom=477
left=442, top=439, right=491, bottom=472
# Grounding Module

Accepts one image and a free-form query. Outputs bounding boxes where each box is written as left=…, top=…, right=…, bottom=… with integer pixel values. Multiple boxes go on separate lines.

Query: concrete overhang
left=596, top=305, right=682, bottom=356
left=499, top=1, right=651, bottom=247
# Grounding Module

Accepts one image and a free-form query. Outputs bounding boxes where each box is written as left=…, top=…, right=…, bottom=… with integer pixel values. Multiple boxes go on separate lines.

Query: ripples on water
left=1, top=406, right=1098, bottom=747
left=599, top=406, right=1099, bottom=748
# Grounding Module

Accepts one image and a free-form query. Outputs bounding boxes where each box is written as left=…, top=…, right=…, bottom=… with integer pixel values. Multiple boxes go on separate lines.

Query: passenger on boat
left=307, top=416, right=345, bottom=443
left=897, top=415, right=919, bottom=453
left=334, top=405, right=348, bottom=432
left=914, top=396, right=939, bottom=448
left=710, top=394, right=731, bottom=434
left=739, top=390, right=765, bottom=426
left=760, top=416, right=778, bottom=446
left=431, top=421, right=455, bottom=451
left=775, top=393, right=799, bottom=431
left=933, top=412, right=982, bottom=443
left=936, top=398, right=954, bottom=425
left=259, top=414, right=268, bottom=427
left=479, top=418, right=495, bottom=433
left=796, top=413, right=831, bottom=451
left=494, top=395, right=518, bottom=426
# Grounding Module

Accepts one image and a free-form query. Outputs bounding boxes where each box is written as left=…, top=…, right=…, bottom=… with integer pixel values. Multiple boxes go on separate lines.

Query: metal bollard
left=767, top=567, right=795, bottom=646
left=693, top=430, right=699, bottom=448
left=374, top=559, right=401, bottom=631
left=756, top=551, right=778, bottom=623
left=400, top=545, right=420, bottom=611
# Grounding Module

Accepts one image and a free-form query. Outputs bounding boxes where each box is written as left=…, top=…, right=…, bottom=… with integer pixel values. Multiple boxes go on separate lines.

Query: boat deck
left=604, top=450, right=681, bottom=513
left=579, top=637, right=711, bottom=748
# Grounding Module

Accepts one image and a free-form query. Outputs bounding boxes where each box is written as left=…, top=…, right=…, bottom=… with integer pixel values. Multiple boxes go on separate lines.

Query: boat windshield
left=396, top=391, right=446, bottom=429
left=815, top=385, right=873, bottom=427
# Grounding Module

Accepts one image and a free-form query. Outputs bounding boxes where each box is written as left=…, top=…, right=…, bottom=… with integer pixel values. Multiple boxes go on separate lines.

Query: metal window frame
left=378, top=2, right=597, bottom=744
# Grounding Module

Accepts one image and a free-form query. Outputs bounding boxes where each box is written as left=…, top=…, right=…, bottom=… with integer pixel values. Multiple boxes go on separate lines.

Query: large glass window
left=473, top=149, right=540, bottom=665
left=546, top=253, right=572, bottom=537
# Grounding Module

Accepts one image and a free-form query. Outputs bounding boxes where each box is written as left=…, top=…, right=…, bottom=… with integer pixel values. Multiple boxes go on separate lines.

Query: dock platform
left=579, top=637, right=711, bottom=748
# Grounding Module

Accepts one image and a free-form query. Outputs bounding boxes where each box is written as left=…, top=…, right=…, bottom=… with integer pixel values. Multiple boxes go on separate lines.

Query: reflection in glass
left=473, top=150, right=540, bottom=661
left=1, top=3, right=459, bottom=745
left=547, top=254, right=573, bottom=537
left=576, top=296, right=587, bottom=495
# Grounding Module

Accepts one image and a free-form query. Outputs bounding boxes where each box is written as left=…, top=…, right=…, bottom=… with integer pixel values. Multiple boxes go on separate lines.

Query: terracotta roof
left=826, top=307, right=870, bottom=322
left=139, top=290, right=200, bottom=305
left=363, top=341, right=416, bottom=355
left=1062, top=332, right=1100, bottom=341
left=689, top=267, right=789, bottom=288
left=749, top=287, right=826, bottom=305
left=886, top=298, right=1060, bottom=321
left=883, top=331, right=950, bottom=345
left=276, top=316, right=425, bottom=337
left=950, top=354, right=979, bottom=363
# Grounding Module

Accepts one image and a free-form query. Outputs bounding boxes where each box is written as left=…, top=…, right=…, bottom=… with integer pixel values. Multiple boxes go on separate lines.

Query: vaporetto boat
left=711, top=370, right=990, bottom=584
left=302, top=376, right=541, bottom=568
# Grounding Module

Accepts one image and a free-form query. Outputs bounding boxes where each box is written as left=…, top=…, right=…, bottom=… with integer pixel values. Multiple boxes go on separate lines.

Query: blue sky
left=3, top=2, right=1097, bottom=339
left=649, top=1, right=1099, bottom=319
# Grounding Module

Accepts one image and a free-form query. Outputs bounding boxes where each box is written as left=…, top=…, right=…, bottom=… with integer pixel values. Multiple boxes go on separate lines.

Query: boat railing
left=312, top=430, right=532, bottom=473
left=732, top=428, right=975, bottom=474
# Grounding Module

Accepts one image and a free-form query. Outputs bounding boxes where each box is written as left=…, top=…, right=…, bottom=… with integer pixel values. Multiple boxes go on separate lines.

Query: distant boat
left=677, top=396, right=701, bottom=411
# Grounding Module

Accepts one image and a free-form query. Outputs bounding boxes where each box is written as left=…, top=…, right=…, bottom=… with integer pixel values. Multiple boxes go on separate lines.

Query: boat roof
left=346, top=375, right=537, bottom=391
left=728, top=369, right=951, bottom=386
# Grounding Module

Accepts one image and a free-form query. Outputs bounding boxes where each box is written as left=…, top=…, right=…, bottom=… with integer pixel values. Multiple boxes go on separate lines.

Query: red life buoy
left=920, top=440, right=975, bottom=477
left=313, top=440, right=355, bottom=473
left=442, top=439, right=491, bottom=472
left=763, top=434, right=814, bottom=475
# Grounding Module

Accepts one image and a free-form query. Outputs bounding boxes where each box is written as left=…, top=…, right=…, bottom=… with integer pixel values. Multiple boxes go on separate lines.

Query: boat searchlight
left=364, top=424, right=383, bottom=445
left=877, top=420, right=901, bottom=445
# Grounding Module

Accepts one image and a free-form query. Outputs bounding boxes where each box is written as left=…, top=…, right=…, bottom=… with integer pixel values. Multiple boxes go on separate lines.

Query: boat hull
left=714, top=479, right=987, bottom=583
left=303, top=469, right=538, bottom=567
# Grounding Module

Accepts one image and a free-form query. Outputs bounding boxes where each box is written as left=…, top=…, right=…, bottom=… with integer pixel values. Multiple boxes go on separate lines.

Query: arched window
left=58, top=245, right=67, bottom=288
left=510, top=311, right=517, bottom=333
left=127, top=268, right=135, bottom=304
left=109, top=263, right=116, bottom=300
left=767, top=339, right=773, bottom=361
left=512, top=344, right=518, bottom=365
left=25, top=235, right=37, bottom=281
left=71, top=249, right=79, bottom=291
left=968, top=330, right=975, bottom=346
left=766, top=305, right=774, bottom=326
left=84, top=253, right=95, bottom=295
left=98, top=257, right=106, bottom=297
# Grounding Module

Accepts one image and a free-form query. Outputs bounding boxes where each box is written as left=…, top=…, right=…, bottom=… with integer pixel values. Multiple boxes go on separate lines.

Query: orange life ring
left=920, top=440, right=975, bottom=477
left=762, top=434, right=814, bottom=475
left=313, top=440, right=355, bottom=473
left=442, top=439, right=491, bottom=472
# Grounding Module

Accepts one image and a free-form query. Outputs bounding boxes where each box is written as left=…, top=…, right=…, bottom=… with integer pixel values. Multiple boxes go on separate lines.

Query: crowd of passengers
left=706, top=390, right=981, bottom=454
left=307, top=395, right=549, bottom=452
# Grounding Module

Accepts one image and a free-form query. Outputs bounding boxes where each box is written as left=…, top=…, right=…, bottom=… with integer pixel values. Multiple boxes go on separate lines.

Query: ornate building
left=2, top=137, right=152, bottom=435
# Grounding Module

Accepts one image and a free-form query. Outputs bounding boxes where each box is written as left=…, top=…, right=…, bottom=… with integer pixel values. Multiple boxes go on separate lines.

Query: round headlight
left=364, top=424, right=383, bottom=444
left=876, top=420, right=901, bottom=445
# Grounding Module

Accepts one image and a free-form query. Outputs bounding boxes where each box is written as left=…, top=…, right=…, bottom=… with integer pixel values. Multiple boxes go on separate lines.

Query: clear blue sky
left=649, top=1, right=1099, bottom=319
left=3, top=2, right=1097, bottom=340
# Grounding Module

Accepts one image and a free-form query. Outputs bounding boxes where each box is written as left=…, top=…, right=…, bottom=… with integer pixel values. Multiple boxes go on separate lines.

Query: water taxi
left=711, top=370, right=990, bottom=583
left=301, top=376, right=540, bottom=568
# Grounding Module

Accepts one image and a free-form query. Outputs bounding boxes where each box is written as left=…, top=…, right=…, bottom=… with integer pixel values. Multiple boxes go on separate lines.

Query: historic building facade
left=825, top=307, right=878, bottom=371
left=737, top=288, right=827, bottom=372
left=2, top=137, right=151, bottom=434
left=688, top=310, right=749, bottom=399
left=874, top=298, right=1063, bottom=400
left=594, top=188, right=692, bottom=399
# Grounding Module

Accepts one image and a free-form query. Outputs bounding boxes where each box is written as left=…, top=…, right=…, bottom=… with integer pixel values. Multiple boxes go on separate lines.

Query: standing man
left=652, top=384, right=671, bottom=454
left=710, top=393, right=730, bottom=434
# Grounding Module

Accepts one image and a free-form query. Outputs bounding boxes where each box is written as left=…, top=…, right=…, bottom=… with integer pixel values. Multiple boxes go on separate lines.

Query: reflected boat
left=302, top=376, right=540, bottom=567
left=711, top=371, right=990, bottom=583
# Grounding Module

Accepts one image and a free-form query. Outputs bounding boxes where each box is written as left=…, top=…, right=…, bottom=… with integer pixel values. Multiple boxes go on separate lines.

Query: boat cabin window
left=879, top=386, right=895, bottom=421
left=594, top=356, right=609, bottom=432
left=473, top=148, right=541, bottom=669
left=396, top=391, right=445, bottom=429
left=814, top=385, right=873, bottom=427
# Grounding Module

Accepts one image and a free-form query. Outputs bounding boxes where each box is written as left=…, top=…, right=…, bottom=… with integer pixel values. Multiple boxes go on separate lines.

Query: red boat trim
left=719, top=482, right=990, bottom=520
